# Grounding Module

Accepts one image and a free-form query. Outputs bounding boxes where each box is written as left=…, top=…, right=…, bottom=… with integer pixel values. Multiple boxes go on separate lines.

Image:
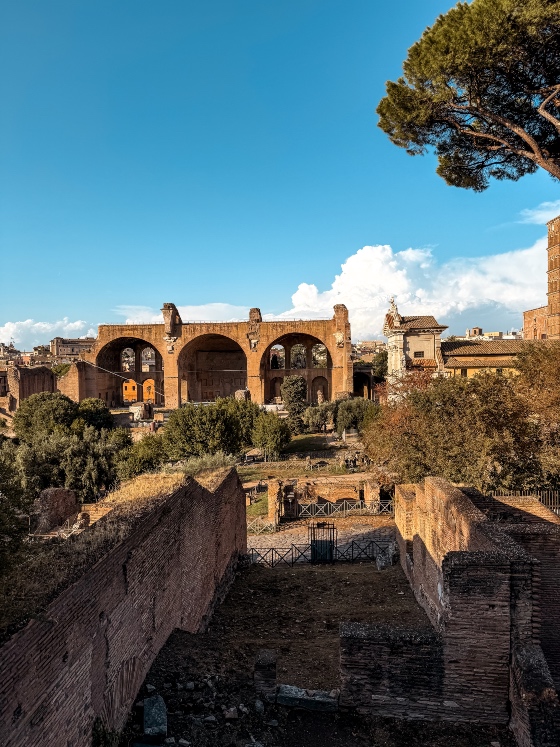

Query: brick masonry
left=339, top=477, right=560, bottom=745
left=0, top=468, right=246, bottom=747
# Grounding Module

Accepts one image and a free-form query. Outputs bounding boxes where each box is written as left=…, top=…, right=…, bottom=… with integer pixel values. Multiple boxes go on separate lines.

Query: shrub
left=13, top=392, right=78, bottom=442
left=252, top=411, right=291, bottom=459
left=115, top=433, right=167, bottom=481
left=163, top=402, right=243, bottom=459
left=335, top=399, right=379, bottom=436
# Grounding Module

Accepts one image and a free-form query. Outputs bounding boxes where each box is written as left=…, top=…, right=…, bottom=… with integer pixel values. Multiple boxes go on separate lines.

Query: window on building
left=460, top=368, right=467, bottom=377
left=413, top=351, right=424, bottom=358
left=542, top=334, right=547, bottom=339
left=496, top=368, right=503, bottom=375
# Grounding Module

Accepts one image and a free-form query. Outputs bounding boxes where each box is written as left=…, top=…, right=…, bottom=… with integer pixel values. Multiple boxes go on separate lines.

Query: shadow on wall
left=0, top=468, right=247, bottom=747
left=340, top=477, right=560, bottom=747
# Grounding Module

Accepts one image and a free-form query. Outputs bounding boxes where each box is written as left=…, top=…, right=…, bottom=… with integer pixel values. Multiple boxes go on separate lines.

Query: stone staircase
left=82, top=503, right=113, bottom=524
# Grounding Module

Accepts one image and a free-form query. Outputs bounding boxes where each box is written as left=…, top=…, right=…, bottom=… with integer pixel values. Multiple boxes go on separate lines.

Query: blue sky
left=1, top=0, right=559, bottom=346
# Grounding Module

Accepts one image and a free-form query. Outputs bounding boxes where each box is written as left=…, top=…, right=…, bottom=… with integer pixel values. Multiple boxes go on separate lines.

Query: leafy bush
left=13, top=392, right=79, bottom=442
left=303, top=402, right=337, bottom=433
left=252, top=411, right=291, bottom=459
left=335, top=399, right=379, bottom=436
left=164, top=401, right=244, bottom=459
left=115, top=433, right=166, bottom=480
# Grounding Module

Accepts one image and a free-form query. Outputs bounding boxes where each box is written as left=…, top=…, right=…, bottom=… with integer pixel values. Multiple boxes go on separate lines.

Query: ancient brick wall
left=56, top=360, right=88, bottom=403
left=340, top=623, right=445, bottom=719
left=0, top=468, right=246, bottom=747
left=7, top=365, right=56, bottom=410
left=346, top=477, right=560, bottom=738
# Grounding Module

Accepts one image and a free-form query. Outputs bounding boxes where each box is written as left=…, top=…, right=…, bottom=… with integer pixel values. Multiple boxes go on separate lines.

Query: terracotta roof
left=441, top=340, right=525, bottom=356
left=406, top=358, right=437, bottom=369
left=400, top=315, right=447, bottom=330
left=444, top=357, right=518, bottom=369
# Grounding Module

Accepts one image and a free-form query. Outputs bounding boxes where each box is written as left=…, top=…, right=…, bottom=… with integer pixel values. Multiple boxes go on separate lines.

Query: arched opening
left=290, top=344, right=307, bottom=369
left=311, top=344, right=328, bottom=368
left=312, top=376, right=328, bottom=404
left=260, top=334, right=333, bottom=404
left=121, top=348, right=135, bottom=372
left=177, top=334, right=247, bottom=403
left=143, top=378, right=155, bottom=403
left=353, top=371, right=371, bottom=399
left=270, top=376, right=283, bottom=402
left=95, top=337, right=164, bottom=406
left=270, top=345, right=285, bottom=370
left=141, top=348, right=156, bottom=372
left=123, top=379, right=138, bottom=403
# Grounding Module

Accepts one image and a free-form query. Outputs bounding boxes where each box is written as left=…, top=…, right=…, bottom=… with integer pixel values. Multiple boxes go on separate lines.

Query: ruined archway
left=260, top=333, right=333, bottom=404
left=95, top=337, right=165, bottom=406
left=177, top=334, right=247, bottom=403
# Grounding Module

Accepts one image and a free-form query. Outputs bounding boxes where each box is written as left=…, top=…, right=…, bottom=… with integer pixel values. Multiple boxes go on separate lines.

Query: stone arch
left=269, top=376, right=283, bottom=402
left=311, top=375, right=329, bottom=404
left=177, top=334, right=248, bottom=403
left=270, top=345, right=285, bottom=370
left=260, top=333, right=333, bottom=404
left=95, top=337, right=165, bottom=406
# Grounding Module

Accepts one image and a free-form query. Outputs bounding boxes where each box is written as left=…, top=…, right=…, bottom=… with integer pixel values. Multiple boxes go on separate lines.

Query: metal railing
left=297, top=499, right=393, bottom=518
left=490, top=489, right=560, bottom=516
left=248, top=539, right=394, bottom=567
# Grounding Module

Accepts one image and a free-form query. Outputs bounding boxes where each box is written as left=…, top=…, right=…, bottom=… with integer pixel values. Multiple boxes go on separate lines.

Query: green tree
left=251, top=412, right=291, bottom=459
left=363, top=373, right=541, bottom=492
left=377, top=0, right=560, bottom=191
left=0, top=439, right=26, bottom=573
left=515, top=341, right=560, bottom=485
left=51, top=363, right=71, bottom=378
left=281, top=376, right=307, bottom=434
left=115, top=433, right=167, bottom=480
left=371, top=350, right=388, bottom=380
left=336, top=399, right=379, bottom=436
left=13, top=392, right=78, bottom=442
left=302, top=401, right=336, bottom=433
left=72, top=398, right=114, bottom=433
left=163, top=402, right=243, bottom=460
left=214, top=397, right=261, bottom=447
left=15, top=427, right=128, bottom=502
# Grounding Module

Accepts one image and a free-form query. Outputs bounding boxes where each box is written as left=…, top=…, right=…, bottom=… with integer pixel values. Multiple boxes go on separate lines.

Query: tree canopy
left=251, top=411, right=291, bottom=459
left=363, top=372, right=541, bottom=492
left=377, top=0, right=560, bottom=191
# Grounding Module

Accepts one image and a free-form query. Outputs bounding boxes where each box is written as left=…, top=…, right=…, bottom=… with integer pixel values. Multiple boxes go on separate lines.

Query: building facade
left=523, top=215, right=560, bottom=339
left=61, top=303, right=354, bottom=408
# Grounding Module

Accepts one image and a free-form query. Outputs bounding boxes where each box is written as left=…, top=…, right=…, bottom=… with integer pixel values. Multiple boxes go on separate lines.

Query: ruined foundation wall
left=0, top=469, right=246, bottom=747
left=348, top=478, right=556, bottom=732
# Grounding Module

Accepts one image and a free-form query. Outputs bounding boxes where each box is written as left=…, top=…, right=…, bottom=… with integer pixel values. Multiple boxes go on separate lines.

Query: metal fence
left=490, top=489, right=560, bottom=515
left=297, top=499, right=393, bottom=518
left=248, top=538, right=394, bottom=567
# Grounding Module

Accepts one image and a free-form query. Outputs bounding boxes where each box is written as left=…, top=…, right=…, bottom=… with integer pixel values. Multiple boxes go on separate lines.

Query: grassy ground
left=282, top=433, right=334, bottom=453
left=246, top=492, right=269, bottom=518
left=238, top=463, right=347, bottom=484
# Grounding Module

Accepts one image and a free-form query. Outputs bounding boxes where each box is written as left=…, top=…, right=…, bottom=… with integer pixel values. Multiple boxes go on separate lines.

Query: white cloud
left=266, top=236, right=546, bottom=338
left=520, top=200, right=560, bottom=225
left=0, top=318, right=93, bottom=350
left=2, top=233, right=548, bottom=346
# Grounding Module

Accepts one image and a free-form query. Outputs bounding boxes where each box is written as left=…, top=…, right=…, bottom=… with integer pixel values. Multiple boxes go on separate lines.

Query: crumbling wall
left=0, top=468, right=246, bottom=747
left=340, top=623, right=444, bottom=719
left=342, top=476, right=560, bottom=742
left=7, top=365, right=56, bottom=410
left=56, top=361, right=88, bottom=403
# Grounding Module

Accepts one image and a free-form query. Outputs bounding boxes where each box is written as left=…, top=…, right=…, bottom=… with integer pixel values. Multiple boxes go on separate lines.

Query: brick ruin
left=0, top=365, right=57, bottom=412
left=339, top=477, right=560, bottom=746
left=266, top=473, right=381, bottom=525
left=52, top=303, right=353, bottom=408
left=0, top=469, right=246, bottom=747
